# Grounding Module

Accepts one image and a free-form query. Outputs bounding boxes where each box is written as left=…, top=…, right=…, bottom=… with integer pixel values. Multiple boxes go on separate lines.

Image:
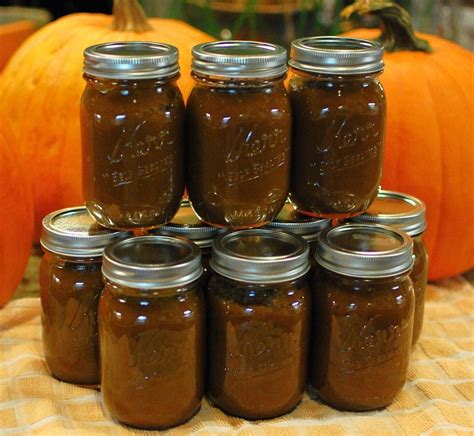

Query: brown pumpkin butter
left=310, top=224, right=415, bottom=411
left=186, top=79, right=291, bottom=228
left=207, top=275, right=310, bottom=419
left=186, top=41, right=291, bottom=229
left=411, top=235, right=428, bottom=345
left=40, top=254, right=102, bottom=386
left=39, top=206, right=129, bottom=386
left=350, top=190, right=429, bottom=347
left=81, top=42, right=185, bottom=230
left=288, top=37, right=386, bottom=218
left=207, top=229, right=311, bottom=419
left=99, top=236, right=204, bottom=430
left=100, top=281, right=204, bottom=429
left=310, top=268, right=414, bottom=411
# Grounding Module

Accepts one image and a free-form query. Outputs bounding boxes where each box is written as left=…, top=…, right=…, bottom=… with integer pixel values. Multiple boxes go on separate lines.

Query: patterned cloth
left=1, top=276, right=473, bottom=435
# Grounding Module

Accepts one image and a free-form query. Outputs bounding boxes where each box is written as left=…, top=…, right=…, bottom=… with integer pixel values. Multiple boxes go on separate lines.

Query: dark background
left=1, top=0, right=471, bottom=50
left=0, top=1, right=112, bottom=18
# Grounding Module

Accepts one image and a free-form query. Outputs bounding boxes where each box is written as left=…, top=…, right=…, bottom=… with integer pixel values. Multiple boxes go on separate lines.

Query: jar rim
left=266, top=203, right=332, bottom=241
left=192, top=40, right=288, bottom=79
left=290, top=36, right=384, bottom=75
left=83, top=41, right=180, bottom=80
left=40, top=207, right=130, bottom=258
left=316, top=224, right=414, bottom=278
left=211, top=229, right=310, bottom=283
left=102, top=235, right=203, bottom=289
left=350, top=190, right=427, bottom=236
left=152, top=200, right=223, bottom=247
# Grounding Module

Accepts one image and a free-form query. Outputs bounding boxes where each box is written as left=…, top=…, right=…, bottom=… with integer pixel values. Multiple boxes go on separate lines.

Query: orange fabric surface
left=0, top=276, right=473, bottom=435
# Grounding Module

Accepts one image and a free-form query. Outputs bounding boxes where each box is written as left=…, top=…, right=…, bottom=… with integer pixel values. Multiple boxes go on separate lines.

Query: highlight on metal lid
left=153, top=200, right=222, bottom=248
left=41, top=206, right=130, bottom=257
left=102, top=235, right=203, bottom=289
left=192, top=40, right=288, bottom=79
left=316, top=223, right=414, bottom=278
left=211, top=228, right=310, bottom=284
left=289, top=36, right=384, bottom=75
left=83, top=41, right=179, bottom=80
left=266, top=203, right=332, bottom=242
left=350, top=190, right=427, bottom=236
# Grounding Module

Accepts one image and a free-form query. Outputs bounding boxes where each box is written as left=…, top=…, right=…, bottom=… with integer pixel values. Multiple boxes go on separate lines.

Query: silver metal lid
left=102, top=235, right=202, bottom=289
left=154, top=200, right=221, bottom=248
left=41, top=207, right=130, bottom=258
left=350, top=190, right=427, bottom=236
left=266, top=203, right=332, bottom=242
left=83, top=41, right=179, bottom=80
left=192, top=40, right=287, bottom=79
left=211, top=229, right=310, bottom=284
left=289, top=36, right=384, bottom=75
left=316, top=224, right=414, bottom=278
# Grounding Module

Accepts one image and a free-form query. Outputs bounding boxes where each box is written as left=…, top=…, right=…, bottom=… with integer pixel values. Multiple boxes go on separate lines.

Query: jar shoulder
left=187, top=83, right=291, bottom=116
left=81, top=80, right=185, bottom=112
left=288, top=73, right=385, bottom=107
left=99, top=283, right=204, bottom=329
left=311, top=268, right=414, bottom=314
left=208, top=274, right=311, bottom=311
left=40, top=255, right=103, bottom=296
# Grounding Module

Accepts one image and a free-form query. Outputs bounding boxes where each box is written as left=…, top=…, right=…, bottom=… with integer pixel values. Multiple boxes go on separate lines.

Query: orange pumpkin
left=0, top=117, right=34, bottom=307
left=0, top=6, right=51, bottom=71
left=341, top=1, right=474, bottom=280
left=0, top=0, right=212, bottom=241
left=0, top=20, right=35, bottom=72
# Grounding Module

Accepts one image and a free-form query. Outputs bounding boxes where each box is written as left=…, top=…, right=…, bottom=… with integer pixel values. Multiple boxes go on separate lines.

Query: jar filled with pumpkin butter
left=351, top=190, right=428, bottom=347
left=310, top=224, right=414, bottom=411
left=207, top=229, right=311, bottom=419
left=100, top=235, right=205, bottom=429
left=81, top=41, right=185, bottom=230
left=39, top=207, right=129, bottom=387
left=288, top=37, right=386, bottom=219
left=186, top=41, right=292, bottom=229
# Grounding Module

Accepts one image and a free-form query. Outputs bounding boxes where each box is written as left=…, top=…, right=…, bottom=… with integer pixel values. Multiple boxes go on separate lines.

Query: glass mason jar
left=310, top=224, right=415, bottom=411
left=207, top=229, right=311, bottom=419
left=81, top=42, right=185, bottom=230
left=186, top=40, right=292, bottom=229
left=288, top=37, right=386, bottom=219
left=154, top=199, right=222, bottom=283
left=266, top=202, right=332, bottom=271
left=100, top=235, right=204, bottom=430
left=39, top=207, right=129, bottom=387
left=351, top=190, right=428, bottom=347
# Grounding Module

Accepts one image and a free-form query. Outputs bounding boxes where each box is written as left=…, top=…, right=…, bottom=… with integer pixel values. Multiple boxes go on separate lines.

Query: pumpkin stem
left=341, top=0, right=432, bottom=53
left=112, top=0, right=152, bottom=33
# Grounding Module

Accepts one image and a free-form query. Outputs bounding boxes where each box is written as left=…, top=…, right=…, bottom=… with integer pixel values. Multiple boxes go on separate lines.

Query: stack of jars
left=39, top=38, right=428, bottom=430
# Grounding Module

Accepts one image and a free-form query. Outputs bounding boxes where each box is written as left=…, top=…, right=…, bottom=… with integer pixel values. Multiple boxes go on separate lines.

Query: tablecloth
left=1, top=275, right=473, bottom=435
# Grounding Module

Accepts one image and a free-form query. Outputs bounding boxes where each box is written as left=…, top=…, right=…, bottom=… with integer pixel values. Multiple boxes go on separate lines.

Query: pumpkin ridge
left=422, top=53, right=473, bottom=278
left=429, top=55, right=472, bottom=122
left=0, top=118, right=33, bottom=306
left=421, top=65, right=443, bottom=277
left=422, top=54, right=471, bottom=278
